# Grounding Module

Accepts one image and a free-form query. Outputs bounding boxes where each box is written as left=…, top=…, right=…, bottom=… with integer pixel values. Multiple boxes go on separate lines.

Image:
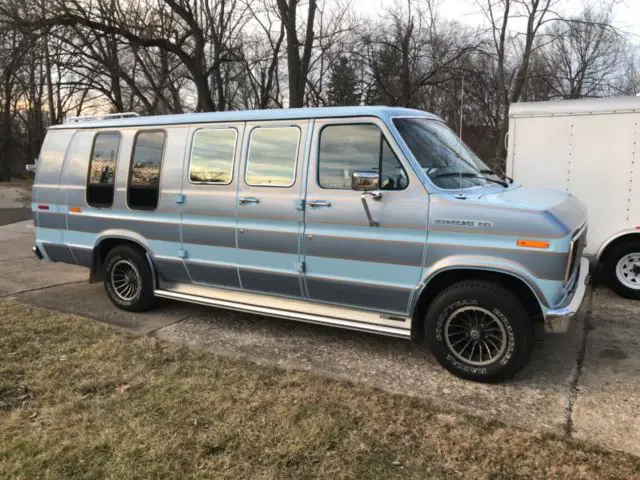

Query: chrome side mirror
left=351, top=171, right=380, bottom=192
left=352, top=171, right=381, bottom=227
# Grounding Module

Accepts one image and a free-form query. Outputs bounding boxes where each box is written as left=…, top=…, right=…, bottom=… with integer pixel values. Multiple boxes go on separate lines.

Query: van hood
left=479, top=185, right=587, bottom=235
left=429, top=185, right=587, bottom=240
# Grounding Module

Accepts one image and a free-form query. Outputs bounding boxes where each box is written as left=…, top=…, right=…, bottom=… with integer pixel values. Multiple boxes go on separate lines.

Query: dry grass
left=0, top=301, right=638, bottom=480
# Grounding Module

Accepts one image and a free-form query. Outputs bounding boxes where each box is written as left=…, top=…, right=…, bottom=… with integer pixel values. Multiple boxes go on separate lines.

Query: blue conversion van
left=31, top=107, right=589, bottom=382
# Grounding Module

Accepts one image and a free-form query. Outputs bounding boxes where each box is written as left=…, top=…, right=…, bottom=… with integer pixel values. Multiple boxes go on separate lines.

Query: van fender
left=93, top=229, right=154, bottom=253
left=409, top=254, right=549, bottom=316
left=90, top=230, right=158, bottom=287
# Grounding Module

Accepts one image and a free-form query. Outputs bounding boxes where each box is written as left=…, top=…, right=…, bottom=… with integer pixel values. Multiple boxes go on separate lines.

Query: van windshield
left=393, top=117, right=498, bottom=189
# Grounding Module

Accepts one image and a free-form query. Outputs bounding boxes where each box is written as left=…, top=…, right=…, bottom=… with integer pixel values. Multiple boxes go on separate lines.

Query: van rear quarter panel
left=38, top=126, right=190, bottom=271
left=33, top=130, right=75, bottom=258
left=77, top=127, right=186, bottom=264
left=509, top=114, right=637, bottom=255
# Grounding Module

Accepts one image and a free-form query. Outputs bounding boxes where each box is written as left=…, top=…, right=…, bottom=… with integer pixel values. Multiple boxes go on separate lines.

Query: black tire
left=603, top=241, right=640, bottom=300
left=103, top=245, right=155, bottom=312
left=424, top=280, right=533, bottom=383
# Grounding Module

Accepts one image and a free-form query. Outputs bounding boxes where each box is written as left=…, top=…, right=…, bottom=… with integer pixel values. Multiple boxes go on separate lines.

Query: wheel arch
left=89, top=232, right=157, bottom=288
left=597, top=230, right=640, bottom=262
left=410, top=266, right=545, bottom=339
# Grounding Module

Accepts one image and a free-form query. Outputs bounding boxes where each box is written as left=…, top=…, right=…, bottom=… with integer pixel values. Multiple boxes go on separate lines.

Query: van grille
left=564, top=225, right=587, bottom=284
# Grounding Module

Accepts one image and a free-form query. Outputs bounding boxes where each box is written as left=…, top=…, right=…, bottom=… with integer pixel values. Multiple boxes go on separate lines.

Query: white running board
left=154, top=289, right=412, bottom=339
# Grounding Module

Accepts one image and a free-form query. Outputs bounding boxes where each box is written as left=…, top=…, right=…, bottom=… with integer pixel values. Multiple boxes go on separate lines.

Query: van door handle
left=307, top=200, right=331, bottom=208
left=239, top=197, right=260, bottom=205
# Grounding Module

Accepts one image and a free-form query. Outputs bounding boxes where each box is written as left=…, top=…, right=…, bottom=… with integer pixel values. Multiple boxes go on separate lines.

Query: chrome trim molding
left=564, top=222, right=587, bottom=284
left=545, top=257, right=590, bottom=333
left=154, top=283, right=411, bottom=338
left=410, top=261, right=549, bottom=316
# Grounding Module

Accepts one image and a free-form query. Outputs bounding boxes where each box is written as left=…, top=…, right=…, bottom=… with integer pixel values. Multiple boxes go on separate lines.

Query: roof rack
left=64, top=112, right=140, bottom=124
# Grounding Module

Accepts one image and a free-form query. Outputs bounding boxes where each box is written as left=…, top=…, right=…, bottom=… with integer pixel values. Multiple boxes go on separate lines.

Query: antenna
left=456, top=75, right=466, bottom=200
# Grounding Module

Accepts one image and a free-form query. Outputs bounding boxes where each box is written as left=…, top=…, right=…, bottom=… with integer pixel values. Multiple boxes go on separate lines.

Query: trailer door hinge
left=176, top=194, right=186, bottom=204
left=295, top=261, right=306, bottom=273
left=177, top=248, right=188, bottom=259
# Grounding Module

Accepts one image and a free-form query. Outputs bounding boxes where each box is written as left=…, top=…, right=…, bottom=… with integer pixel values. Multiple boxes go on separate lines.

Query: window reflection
left=130, top=131, right=165, bottom=187
left=318, top=124, right=408, bottom=190
left=190, top=129, right=237, bottom=184
left=246, top=127, right=300, bottom=187
left=88, top=132, right=120, bottom=185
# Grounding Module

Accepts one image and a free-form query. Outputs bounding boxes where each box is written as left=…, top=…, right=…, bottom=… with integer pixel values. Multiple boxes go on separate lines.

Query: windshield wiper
left=479, top=168, right=513, bottom=184
left=433, top=171, right=509, bottom=188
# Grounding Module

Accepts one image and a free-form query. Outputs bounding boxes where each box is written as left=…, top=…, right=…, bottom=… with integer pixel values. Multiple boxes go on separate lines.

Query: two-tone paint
left=32, top=106, right=590, bottom=338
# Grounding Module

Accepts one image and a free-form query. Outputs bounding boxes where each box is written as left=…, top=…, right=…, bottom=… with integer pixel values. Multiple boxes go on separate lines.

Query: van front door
left=302, top=118, right=428, bottom=315
left=235, top=120, right=309, bottom=298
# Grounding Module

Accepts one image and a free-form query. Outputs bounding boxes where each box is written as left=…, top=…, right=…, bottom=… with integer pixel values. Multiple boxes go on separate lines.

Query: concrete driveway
left=1, top=218, right=638, bottom=458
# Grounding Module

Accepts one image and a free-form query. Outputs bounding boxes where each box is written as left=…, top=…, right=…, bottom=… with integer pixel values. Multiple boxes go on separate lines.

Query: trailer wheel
left=605, top=241, right=640, bottom=300
left=103, top=245, right=156, bottom=312
left=424, top=280, right=533, bottom=383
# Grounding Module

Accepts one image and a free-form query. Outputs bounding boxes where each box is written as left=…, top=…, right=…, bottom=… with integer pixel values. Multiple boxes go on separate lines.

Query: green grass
left=0, top=301, right=638, bottom=479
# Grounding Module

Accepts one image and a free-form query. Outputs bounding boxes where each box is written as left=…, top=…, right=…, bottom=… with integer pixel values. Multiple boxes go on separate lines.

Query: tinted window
left=189, top=129, right=237, bottom=184
left=246, top=127, right=299, bottom=187
left=318, top=124, right=408, bottom=190
left=127, top=130, right=166, bottom=210
left=87, top=132, right=120, bottom=207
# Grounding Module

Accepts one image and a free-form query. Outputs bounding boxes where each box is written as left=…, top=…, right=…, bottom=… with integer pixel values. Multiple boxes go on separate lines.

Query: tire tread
left=425, top=280, right=533, bottom=382
left=103, top=245, right=155, bottom=312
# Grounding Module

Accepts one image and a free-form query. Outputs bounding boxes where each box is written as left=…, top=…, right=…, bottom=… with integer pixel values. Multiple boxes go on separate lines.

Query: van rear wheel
left=424, top=280, right=533, bottom=383
left=604, top=241, right=640, bottom=300
left=103, top=245, right=155, bottom=312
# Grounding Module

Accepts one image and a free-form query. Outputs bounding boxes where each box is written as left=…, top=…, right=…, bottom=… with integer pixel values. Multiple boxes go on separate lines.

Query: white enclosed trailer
left=507, top=96, right=640, bottom=299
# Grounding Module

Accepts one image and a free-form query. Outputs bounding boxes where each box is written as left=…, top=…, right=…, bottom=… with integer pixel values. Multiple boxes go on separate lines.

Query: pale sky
left=354, top=0, right=640, bottom=39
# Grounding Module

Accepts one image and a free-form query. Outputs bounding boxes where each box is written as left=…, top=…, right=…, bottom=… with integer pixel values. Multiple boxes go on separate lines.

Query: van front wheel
left=424, top=281, right=533, bottom=382
left=103, top=245, right=155, bottom=312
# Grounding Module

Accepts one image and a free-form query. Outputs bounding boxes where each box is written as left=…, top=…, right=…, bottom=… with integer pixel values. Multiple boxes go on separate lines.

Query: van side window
left=127, top=130, right=166, bottom=210
left=189, top=128, right=237, bottom=184
left=245, top=126, right=300, bottom=187
left=318, top=124, right=408, bottom=190
left=87, top=132, right=120, bottom=207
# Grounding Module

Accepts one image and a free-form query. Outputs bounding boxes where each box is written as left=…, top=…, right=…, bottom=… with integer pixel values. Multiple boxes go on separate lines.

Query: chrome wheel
left=110, top=259, right=141, bottom=302
left=444, top=306, right=507, bottom=366
left=615, top=253, right=640, bottom=290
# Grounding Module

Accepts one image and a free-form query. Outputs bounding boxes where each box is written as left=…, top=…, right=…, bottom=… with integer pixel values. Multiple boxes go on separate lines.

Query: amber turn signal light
left=516, top=239, right=549, bottom=249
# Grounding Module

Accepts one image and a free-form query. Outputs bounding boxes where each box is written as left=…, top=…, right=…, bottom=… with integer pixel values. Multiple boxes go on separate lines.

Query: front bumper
left=544, top=257, right=590, bottom=333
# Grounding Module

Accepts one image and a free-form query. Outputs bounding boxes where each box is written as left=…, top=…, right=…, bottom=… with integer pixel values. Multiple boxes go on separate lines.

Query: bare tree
left=360, top=0, right=478, bottom=110
left=543, top=6, right=622, bottom=99
left=0, top=27, right=26, bottom=180
left=236, top=0, right=285, bottom=109
left=0, top=0, right=637, bottom=177
left=7, top=0, right=251, bottom=111
left=275, top=0, right=317, bottom=107
left=614, top=46, right=640, bottom=96
left=476, top=0, right=558, bottom=164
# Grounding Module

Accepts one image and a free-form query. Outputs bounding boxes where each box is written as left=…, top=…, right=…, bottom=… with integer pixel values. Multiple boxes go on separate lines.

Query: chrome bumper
left=32, top=245, right=43, bottom=260
left=544, top=257, right=590, bottom=333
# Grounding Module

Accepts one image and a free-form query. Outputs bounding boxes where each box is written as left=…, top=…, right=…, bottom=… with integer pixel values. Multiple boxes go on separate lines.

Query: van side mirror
left=352, top=171, right=381, bottom=227
left=351, top=171, right=380, bottom=191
